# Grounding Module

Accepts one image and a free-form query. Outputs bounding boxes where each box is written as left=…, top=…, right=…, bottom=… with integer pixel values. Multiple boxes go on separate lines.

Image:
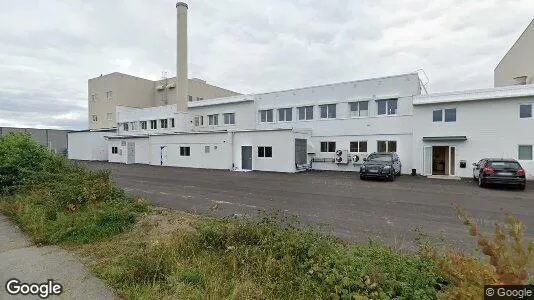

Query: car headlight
left=382, top=166, right=391, bottom=172
left=360, top=165, right=366, bottom=171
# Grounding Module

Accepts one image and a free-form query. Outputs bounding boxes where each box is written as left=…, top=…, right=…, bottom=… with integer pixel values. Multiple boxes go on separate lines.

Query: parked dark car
left=360, top=152, right=401, bottom=181
left=472, top=158, right=526, bottom=190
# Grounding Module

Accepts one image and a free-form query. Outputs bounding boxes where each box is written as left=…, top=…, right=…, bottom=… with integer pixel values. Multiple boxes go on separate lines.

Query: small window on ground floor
left=320, top=141, right=336, bottom=153
left=258, top=146, right=272, bottom=158
left=518, top=145, right=533, bottom=160
left=350, top=141, right=368, bottom=152
left=112, top=147, right=118, bottom=154
left=180, top=146, right=191, bottom=156
left=377, top=140, right=397, bottom=152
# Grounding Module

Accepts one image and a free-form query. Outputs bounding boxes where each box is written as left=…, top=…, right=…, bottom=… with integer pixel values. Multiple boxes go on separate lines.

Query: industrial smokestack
left=175, top=2, right=188, bottom=111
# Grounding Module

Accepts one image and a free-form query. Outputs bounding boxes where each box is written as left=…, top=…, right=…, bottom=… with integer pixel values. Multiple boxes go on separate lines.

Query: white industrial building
left=68, top=3, right=534, bottom=180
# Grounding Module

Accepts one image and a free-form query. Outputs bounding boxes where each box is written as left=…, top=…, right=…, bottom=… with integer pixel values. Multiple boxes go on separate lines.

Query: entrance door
left=160, top=146, right=167, bottom=166
left=432, top=146, right=448, bottom=175
left=425, top=146, right=457, bottom=176
left=241, top=146, right=252, bottom=170
left=127, top=142, right=135, bottom=164
left=295, top=139, right=307, bottom=166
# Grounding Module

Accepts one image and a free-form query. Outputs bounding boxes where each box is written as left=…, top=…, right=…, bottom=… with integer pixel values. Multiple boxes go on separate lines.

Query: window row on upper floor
left=258, top=99, right=399, bottom=123
left=430, top=103, right=533, bottom=123
left=119, top=118, right=175, bottom=131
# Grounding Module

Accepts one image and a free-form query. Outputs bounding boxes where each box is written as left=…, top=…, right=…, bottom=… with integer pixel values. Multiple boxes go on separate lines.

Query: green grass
left=75, top=210, right=445, bottom=299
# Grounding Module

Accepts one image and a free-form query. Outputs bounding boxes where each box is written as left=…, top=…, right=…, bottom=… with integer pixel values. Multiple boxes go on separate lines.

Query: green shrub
left=116, top=212, right=443, bottom=299
left=0, top=132, right=147, bottom=245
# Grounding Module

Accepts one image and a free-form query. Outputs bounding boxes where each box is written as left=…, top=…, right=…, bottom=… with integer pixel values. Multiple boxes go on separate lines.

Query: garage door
left=295, top=139, right=307, bottom=165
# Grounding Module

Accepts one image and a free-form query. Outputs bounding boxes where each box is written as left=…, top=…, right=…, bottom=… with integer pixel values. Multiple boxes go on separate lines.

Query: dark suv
left=473, top=158, right=526, bottom=190
left=360, top=152, right=401, bottom=181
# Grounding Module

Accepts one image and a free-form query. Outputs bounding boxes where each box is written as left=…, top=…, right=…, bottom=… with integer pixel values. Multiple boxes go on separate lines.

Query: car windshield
left=368, top=155, right=392, bottom=162
left=489, top=161, right=521, bottom=169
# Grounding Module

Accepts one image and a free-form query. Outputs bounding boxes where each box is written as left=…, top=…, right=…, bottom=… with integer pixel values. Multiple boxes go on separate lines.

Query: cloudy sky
left=0, top=0, right=532, bottom=129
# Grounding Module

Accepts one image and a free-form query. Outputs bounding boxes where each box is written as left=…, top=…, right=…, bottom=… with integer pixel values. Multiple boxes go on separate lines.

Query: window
left=259, top=109, right=274, bottom=123
left=224, top=113, right=235, bottom=125
left=196, top=97, right=203, bottom=101
left=180, top=147, right=191, bottom=156
left=150, top=120, right=157, bottom=129
left=92, top=115, right=98, bottom=122
left=349, top=141, right=368, bottom=152
left=106, top=91, right=113, bottom=100
left=298, top=106, right=313, bottom=120
left=278, top=108, right=292, bottom=122
left=111, top=147, right=118, bottom=154
left=130, top=122, right=137, bottom=131
left=188, top=95, right=193, bottom=102
left=320, top=104, right=336, bottom=119
left=123, top=123, right=129, bottom=131
left=141, top=121, right=147, bottom=130
left=377, top=99, right=398, bottom=115
left=377, top=140, right=397, bottom=152
left=433, top=110, right=443, bottom=122
left=518, top=145, right=533, bottom=160
left=194, top=116, right=204, bottom=126
left=258, top=146, right=272, bottom=158
left=208, top=114, right=219, bottom=126
left=320, top=142, right=336, bottom=153
left=349, top=101, right=369, bottom=117
left=106, top=113, right=112, bottom=121
left=444, top=108, right=456, bottom=122
left=205, top=146, right=210, bottom=153
left=520, top=104, right=532, bottom=118
left=170, top=118, right=175, bottom=128
left=90, top=94, right=96, bottom=102
left=160, top=119, right=168, bottom=129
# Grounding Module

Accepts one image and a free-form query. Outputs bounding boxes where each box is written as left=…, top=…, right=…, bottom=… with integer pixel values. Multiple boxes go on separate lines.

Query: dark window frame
left=520, top=104, right=532, bottom=119
left=180, top=146, right=191, bottom=157
left=320, top=141, right=336, bottom=153
left=258, top=146, right=273, bottom=158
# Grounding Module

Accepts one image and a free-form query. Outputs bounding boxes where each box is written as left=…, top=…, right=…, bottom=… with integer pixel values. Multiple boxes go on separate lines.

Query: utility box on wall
left=459, top=160, right=467, bottom=168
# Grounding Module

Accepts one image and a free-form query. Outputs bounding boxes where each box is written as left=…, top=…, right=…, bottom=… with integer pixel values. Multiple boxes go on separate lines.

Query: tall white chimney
left=175, top=2, right=188, bottom=111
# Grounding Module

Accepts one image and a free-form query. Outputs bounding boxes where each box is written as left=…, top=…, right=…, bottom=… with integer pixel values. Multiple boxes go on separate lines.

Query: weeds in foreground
left=455, top=205, right=534, bottom=285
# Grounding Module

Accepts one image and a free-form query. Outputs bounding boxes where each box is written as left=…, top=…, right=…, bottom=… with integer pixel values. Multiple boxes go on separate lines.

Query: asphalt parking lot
left=86, top=162, right=534, bottom=250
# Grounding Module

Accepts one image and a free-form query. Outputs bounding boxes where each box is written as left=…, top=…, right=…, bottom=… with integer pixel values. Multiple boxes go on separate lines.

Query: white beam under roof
left=414, top=84, right=534, bottom=105
left=187, top=94, right=254, bottom=108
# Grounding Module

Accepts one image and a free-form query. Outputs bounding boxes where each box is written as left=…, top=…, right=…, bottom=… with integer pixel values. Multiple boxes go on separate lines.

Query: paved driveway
left=86, top=162, right=534, bottom=250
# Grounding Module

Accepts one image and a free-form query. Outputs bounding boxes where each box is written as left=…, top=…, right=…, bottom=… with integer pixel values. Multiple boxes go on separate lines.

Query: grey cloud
left=1, top=0, right=534, bottom=129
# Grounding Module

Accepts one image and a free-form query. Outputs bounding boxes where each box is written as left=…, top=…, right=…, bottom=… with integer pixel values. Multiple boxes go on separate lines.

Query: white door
left=423, top=146, right=432, bottom=175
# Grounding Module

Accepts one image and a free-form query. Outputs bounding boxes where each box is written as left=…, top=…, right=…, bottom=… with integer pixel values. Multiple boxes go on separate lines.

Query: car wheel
left=360, top=174, right=366, bottom=180
left=478, top=175, right=485, bottom=188
left=397, top=166, right=402, bottom=176
left=390, top=171, right=396, bottom=182
left=519, top=184, right=526, bottom=191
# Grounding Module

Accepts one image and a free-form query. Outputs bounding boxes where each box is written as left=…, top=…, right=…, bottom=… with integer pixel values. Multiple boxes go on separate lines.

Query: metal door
left=423, top=146, right=432, bottom=175
left=295, top=139, right=307, bottom=165
left=127, top=142, right=135, bottom=164
left=241, top=146, right=252, bottom=170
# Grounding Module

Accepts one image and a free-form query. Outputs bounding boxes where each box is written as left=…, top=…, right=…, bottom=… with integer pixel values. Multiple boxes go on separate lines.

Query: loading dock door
left=241, top=146, right=252, bottom=170
left=295, top=139, right=307, bottom=165
left=127, top=142, right=135, bottom=164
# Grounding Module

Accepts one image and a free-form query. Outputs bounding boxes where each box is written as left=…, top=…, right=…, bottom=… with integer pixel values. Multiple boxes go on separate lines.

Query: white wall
left=232, top=130, right=305, bottom=173
left=108, top=139, right=127, bottom=164
left=187, top=101, right=256, bottom=132
left=310, top=134, right=413, bottom=173
left=68, top=131, right=109, bottom=161
left=413, top=96, right=534, bottom=179
left=149, top=133, right=232, bottom=169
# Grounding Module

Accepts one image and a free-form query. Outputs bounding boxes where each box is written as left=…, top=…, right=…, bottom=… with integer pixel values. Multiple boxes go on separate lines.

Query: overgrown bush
left=0, top=132, right=147, bottom=245
left=117, top=212, right=443, bottom=299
